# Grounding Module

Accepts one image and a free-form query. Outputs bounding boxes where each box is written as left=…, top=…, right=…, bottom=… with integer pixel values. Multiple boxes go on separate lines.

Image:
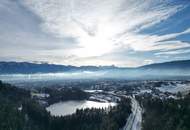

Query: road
left=122, top=96, right=142, bottom=130
left=99, top=91, right=142, bottom=130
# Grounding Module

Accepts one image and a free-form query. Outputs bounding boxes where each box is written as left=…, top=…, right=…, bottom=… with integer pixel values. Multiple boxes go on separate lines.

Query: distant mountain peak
left=0, top=59, right=190, bottom=75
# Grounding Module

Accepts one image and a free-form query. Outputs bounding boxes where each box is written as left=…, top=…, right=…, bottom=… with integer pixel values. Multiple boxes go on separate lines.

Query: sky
left=0, top=0, right=190, bottom=67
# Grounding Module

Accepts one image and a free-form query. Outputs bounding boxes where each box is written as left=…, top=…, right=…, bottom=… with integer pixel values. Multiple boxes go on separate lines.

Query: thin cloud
left=0, top=0, right=189, bottom=66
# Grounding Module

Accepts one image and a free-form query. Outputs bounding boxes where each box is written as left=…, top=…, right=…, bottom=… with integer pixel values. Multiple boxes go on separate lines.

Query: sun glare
left=73, top=26, right=116, bottom=57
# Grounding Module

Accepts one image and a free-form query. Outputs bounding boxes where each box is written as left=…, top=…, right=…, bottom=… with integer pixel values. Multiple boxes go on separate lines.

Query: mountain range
left=0, top=60, right=190, bottom=77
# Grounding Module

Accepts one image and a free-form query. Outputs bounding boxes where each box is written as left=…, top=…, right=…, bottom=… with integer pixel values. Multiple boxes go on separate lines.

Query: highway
left=122, top=96, right=142, bottom=130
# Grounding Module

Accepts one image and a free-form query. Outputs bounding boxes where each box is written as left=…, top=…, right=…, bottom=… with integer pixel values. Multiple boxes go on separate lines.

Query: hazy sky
left=0, top=0, right=190, bottom=67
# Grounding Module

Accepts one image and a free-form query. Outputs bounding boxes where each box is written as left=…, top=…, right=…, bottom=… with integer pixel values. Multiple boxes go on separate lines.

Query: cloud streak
left=0, top=0, right=190, bottom=66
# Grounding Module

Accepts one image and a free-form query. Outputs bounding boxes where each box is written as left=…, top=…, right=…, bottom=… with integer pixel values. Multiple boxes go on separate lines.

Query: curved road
left=122, top=96, right=142, bottom=130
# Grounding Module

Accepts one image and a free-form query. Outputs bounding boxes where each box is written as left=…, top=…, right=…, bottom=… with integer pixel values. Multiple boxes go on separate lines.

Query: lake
left=46, top=100, right=117, bottom=116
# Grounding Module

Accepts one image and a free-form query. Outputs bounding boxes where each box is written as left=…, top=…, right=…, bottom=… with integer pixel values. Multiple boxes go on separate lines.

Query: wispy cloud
left=0, top=0, right=190, bottom=66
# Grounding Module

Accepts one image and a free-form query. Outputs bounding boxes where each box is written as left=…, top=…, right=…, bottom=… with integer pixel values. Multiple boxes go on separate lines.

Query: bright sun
left=73, top=22, right=117, bottom=57
left=75, top=36, right=113, bottom=57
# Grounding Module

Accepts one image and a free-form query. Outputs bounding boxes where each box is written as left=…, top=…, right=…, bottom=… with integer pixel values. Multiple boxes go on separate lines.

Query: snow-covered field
left=157, top=82, right=190, bottom=94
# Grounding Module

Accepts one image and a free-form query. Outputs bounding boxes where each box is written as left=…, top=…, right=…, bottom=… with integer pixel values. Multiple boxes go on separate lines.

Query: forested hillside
left=0, top=81, right=131, bottom=130
left=137, top=93, right=190, bottom=130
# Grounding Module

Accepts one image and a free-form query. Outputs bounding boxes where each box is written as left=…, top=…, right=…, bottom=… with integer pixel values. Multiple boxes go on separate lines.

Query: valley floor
left=1, top=79, right=190, bottom=130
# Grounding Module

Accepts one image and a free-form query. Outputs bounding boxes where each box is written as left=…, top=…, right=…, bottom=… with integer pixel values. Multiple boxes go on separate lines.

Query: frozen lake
left=46, top=100, right=116, bottom=116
